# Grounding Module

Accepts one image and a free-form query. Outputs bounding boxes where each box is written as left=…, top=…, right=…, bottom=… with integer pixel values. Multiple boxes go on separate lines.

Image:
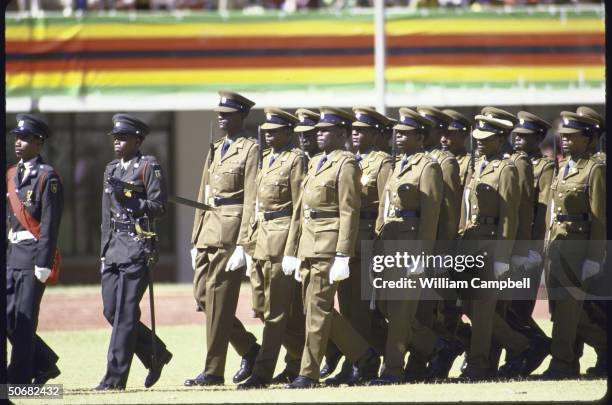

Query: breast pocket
left=395, top=181, right=419, bottom=209
left=219, top=165, right=244, bottom=191
left=317, top=180, right=337, bottom=205
left=266, top=176, right=290, bottom=203
left=474, top=181, right=499, bottom=216
left=560, top=183, right=589, bottom=212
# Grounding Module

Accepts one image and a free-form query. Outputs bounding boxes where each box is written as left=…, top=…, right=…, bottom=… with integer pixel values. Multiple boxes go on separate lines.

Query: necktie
left=563, top=160, right=574, bottom=178
left=17, top=162, right=25, bottom=183
left=479, top=160, right=488, bottom=175
left=316, top=155, right=328, bottom=173
left=220, top=139, right=230, bottom=158
left=400, top=156, right=409, bottom=171
left=269, top=154, right=276, bottom=168
left=355, top=154, right=363, bottom=162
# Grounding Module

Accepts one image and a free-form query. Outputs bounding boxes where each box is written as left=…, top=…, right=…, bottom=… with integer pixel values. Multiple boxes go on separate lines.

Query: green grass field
left=11, top=320, right=608, bottom=404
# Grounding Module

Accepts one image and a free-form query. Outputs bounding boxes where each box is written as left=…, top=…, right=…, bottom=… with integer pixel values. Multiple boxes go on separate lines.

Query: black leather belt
left=260, top=207, right=293, bottom=221
left=111, top=218, right=135, bottom=233
left=304, top=209, right=339, bottom=220
left=395, top=209, right=419, bottom=220
left=209, top=196, right=243, bottom=207
left=360, top=210, right=378, bottom=220
left=476, top=215, right=499, bottom=225
left=556, top=213, right=590, bottom=222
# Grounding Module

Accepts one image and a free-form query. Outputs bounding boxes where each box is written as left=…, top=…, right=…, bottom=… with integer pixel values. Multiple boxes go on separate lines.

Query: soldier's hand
left=225, top=245, right=246, bottom=272
left=493, top=262, right=510, bottom=279
left=282, top=256, right=300, bottom=275
left=34, top=266, right=51, bottom=283
left=510, top=255, right=528, bottom=270
left=330, top=256, right=350, bottom=283
left=408, top=261, right=424, bottom=276
left=190, top=247, right=197, bottom=271
left=581, top=259, right=601, bottom=281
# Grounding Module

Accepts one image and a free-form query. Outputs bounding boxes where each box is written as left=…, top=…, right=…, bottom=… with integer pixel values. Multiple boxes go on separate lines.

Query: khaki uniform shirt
left=508, top=151, right=535, bottom=257
left=286, top=149, right=361, bottom=259
left=377, top=152, right=443, bottom=253
left=459, top=154, right=519, bottom=264
left=192, top=134, right=258, bottom=248
left=546, top=154, right=606, bottom=263
left=428, top=148, right=462, bottom=240
left=252, top=148, right=304, bottom=260
left=357, top=151, right=392, bottom=249
left=456, top=152, right=472, bottom=190
left=531, top=153, right=555, bottom=246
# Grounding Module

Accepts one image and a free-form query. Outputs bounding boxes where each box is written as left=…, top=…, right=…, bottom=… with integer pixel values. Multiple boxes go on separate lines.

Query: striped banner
left=6, top=8, right=605, bottom=100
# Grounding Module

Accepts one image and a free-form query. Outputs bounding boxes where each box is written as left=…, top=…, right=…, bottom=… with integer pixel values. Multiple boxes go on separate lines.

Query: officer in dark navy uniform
left=97, top=114, right=173, bottom=390
left=6, top=114, right=63, bottom=385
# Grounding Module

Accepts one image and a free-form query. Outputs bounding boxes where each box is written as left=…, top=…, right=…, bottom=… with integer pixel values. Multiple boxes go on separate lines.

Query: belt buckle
left=9, top=231, right=17, bottom=243
left=208, top=197, right=217, bottom=208
left=258, top=211, right=265, bottom=221
left=388, top=209, right=396, bottom=218
left=303, top=209, right=311, bottom=220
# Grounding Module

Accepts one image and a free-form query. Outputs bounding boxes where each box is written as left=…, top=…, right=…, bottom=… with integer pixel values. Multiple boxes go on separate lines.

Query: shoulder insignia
left=49, top=178, right=59, bottom=193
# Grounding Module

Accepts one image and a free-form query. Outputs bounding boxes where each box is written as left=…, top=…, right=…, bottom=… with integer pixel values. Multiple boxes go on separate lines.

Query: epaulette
left=141, top=155, right=160, bottom=165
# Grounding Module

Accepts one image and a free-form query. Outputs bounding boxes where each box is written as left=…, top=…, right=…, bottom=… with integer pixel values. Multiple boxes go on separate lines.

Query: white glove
left=34, top=266, right=51, bottom=283
left=190, top=247, right=197, bottom=271
left=510, top=255, right=529, bottom=270
left=294, top=267, right=302, bottom=283
left=525, top=250, right=542, bottom=271
left=581, top=259, right=601, bottom=281
left=408, top=261, right=425, bottom=276
left=244, top=251, right=252, bottom=277
left=282, top=256, right=300, bottom=276
left=493, top=262, right=510, bottom=279
left=225, top=245, right=246, bottom=272
left=329, top=256, right=350, bottom=283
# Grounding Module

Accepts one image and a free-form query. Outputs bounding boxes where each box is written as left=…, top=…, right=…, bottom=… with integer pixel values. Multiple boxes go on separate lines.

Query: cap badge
left=18, top=120, right=24, bottom=127
left=115, top=122, right=121, bottom=127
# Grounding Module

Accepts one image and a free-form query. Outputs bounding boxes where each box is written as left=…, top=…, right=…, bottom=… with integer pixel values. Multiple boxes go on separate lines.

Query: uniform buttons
left=557, top=207, right=562, bottom=211
left=393, top=192, right=397, bottom=197
left=579, top=227, right=583, bottom=231
left=259, top=202, right=263, bottom=207
left=280, top=172, right=284, bottom=175
left=491, top=231, right=495, bottom=235
left=215, top=175, right=219, bottom=180
left=558, top=193, right=562, bottom=197
left=275, top=181, right=279, bottom=185
left=562, top=180, right=566, bottom=184
left=472, top=205, right=477, bottom=209
left=486, top=186, right=490, bottom=190
left=261, top=188, right=264, bottom=191
left=411, top=226, right=415, bottom=231
left=573, top=187, right=577, bottom=191
left=213, top=188, right=217, bottom=193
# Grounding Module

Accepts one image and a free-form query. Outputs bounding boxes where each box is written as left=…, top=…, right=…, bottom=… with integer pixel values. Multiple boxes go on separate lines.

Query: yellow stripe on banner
left=6, top=21, right=373, bottom=41
left=6, top=66, right=604, bottom=90
left=6, top=67, right=375, bottom=88
left=386, top=66, right=605, bottom=82
left=386, top=19, right=604, bottom=35
left=6, top=18, right=603, bottom=41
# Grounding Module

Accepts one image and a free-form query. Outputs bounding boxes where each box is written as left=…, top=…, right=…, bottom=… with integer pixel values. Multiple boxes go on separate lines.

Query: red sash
left=6, top=166, right=61, bottom=284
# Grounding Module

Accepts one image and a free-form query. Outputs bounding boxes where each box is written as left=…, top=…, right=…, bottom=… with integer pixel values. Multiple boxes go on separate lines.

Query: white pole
left=374, top=0, right=386, bottom=114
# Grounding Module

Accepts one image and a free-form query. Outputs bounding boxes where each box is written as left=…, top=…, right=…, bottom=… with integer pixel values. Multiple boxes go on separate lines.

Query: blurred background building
left=5, top=2, right=605, bottom=284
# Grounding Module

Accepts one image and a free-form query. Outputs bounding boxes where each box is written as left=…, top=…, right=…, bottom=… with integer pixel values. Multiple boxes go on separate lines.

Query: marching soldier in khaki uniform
left=323, top=107, right=392, bottom=386
left=458, top=115, right=545, bottom=380
left=506, top=111, right=553, bottom=340
left=574, top=105, right=607, bottom=378
left=186, top=91, right=260, bottom=386
left=542, top=111, right=606, bottom=379
left=406, top=106, right=461, bottom=380
left=282, top=107, right=380, bottom=389
left=238, top=108, right=305, bottom=389
left=369, top=108, right=443, bottom=385
left=577, top=106, right=606, bottom=165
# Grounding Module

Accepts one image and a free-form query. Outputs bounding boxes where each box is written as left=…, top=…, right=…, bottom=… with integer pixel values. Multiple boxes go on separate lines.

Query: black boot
left=271, top=367, right=298, bottom=384
left=347, top=348, right=380, bottom=386
left=233, top=343, right=260, bottom=383
left=286, top=375, right=318, bottom=389
left=324, top=360, right=353, bottom=386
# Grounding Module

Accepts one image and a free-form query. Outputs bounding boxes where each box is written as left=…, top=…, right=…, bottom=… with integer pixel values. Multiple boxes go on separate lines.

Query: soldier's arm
left=136, top=159, right=167, bottom=219
left=441, top=157, right=462, bottom=240
left=36, top=171, right=64, bottom=268
left=418, top=162, right=444, bottom=254
left=586, top=163, right=606, bottom=263
left=237, top=142, right=259, bottom=246
left=515, top=156, right=535, bottom=253
left=533, top=162, right=554, bottom=248
left=374, top=158, right=392, bottom=232
left=100, top=169, right=111, bottom=257
left=191, top=149, right=211, bottom=244
left=337, top=158, right=361, bottom=257
left=497, top=164, right=519, bottom=263
left=283, top=156, right=305, bottom=257
left=458, top=165, right=474, bottom=237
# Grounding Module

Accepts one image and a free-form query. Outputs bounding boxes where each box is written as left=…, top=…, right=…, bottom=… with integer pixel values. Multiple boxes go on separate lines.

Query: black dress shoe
left=271, top=368, right=298, bottom=384
left=348, top=348, right=380, bottom=386
left=496, top=357, right=523, bottom=379
left=94, top=382, right=125, bottom=391
left=324, top=360, right=353, bottom=386
left=320, top=353, right=342, bottom=379
left=404, top=353, right=429, bottom=383
left=368, top=374, right=404, bottom=386
left=586, top=365, right=607, bottom=378
left=520, top=337, right=550, bottom=377
left=184, top=373, right=224, bottom=387
left=286, top=375, right=318, bottom=389
left=32, top=365, right=61, bottom=385
left=456, top=366, right=491, bottom=382
left=233, top=343, right=260, bottom=383
left=539, top=368, right=579, bottom=380
left=426, top=338, right=464, bottom=380
left=145, top=351, right=173, bottom=388
left=237, top=374, right=269, bottom=390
